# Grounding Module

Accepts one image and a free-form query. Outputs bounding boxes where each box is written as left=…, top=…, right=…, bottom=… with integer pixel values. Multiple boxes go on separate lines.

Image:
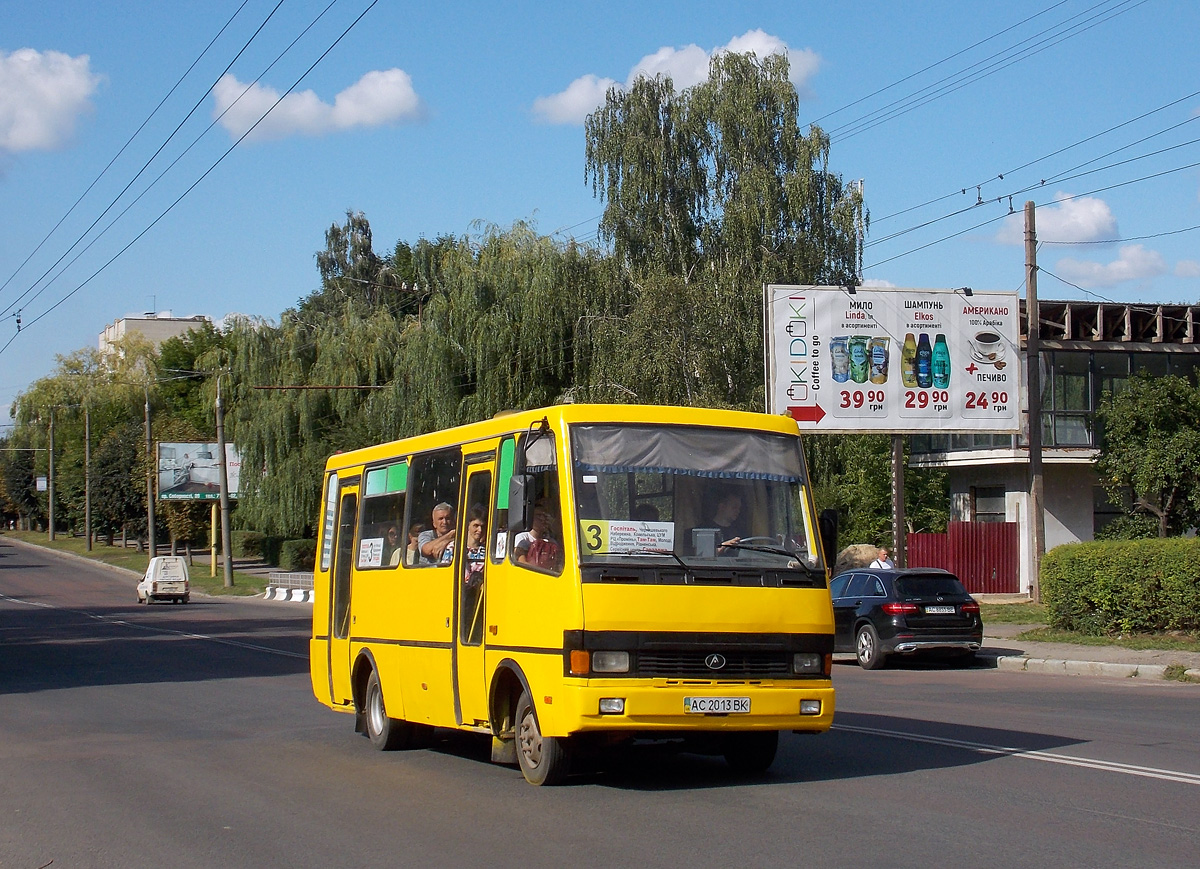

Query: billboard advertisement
left=157, top=442, right=241, bottom=500
left=765, top=285, right=1021, bottom=434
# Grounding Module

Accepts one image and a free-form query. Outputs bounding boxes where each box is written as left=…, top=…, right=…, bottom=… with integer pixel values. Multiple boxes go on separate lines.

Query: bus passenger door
left=455, top=466, right=492, bottom=726
left=328, top=486, right=359, bottom=707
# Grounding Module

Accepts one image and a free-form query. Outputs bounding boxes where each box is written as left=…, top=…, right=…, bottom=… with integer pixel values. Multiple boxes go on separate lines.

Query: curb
left=985, top=652, right=1200, bottom=682
left=263, top=586, right=314, bottom=603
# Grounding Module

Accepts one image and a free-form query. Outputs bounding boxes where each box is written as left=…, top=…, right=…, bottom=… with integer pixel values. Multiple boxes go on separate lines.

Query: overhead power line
left=0, top=1, right=291, bottom=321
left=0, top=0, right=256, bottom=302
left=0, top=0, right=382, bottom=358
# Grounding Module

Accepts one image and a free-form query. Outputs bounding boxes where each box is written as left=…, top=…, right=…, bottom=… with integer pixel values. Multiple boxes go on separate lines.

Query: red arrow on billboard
left=788, top=405, right=826, bottom=424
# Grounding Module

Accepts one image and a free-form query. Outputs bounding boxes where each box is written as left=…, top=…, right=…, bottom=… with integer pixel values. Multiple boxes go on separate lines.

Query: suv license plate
left=925, top=605, right=956, bottom=614
left=685, top=697, right=750, bottom=714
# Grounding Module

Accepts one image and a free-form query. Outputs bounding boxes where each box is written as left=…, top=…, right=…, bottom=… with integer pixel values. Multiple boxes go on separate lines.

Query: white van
left=137, top=556, right=191, bottom=604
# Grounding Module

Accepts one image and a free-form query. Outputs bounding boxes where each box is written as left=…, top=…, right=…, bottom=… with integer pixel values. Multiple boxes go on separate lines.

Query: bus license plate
left=685, top=697, right=750, bottom=714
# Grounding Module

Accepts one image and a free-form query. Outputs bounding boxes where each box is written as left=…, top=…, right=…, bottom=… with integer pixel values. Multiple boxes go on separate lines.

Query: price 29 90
left=903, top=390, right=949, bottom=408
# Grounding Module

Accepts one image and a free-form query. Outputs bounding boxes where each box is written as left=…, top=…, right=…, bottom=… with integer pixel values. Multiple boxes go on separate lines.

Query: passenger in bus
left=463, top=507, right=487, bottom=586
left=402, top=523, right=424, bottom=566
left=514, top=505, right=561, bottom=570
left=382, top=525, right=401, bottom=566
left=418, top=503, right=457, bottom=565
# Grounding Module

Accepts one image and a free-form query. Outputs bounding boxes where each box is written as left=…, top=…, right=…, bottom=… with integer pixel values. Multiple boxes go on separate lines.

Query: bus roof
left=322, top=404, right=802, bottom=473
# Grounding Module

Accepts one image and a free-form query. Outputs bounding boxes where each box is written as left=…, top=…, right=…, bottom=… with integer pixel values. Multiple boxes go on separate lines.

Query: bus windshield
left=570, top=423, right=822, bottom=571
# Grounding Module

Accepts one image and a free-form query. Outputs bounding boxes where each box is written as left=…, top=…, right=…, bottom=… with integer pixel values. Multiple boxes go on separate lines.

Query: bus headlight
left=800, top=699, right=822, bottom=715
left=592, top=651, right=630, bottom=673
left=792, top=652, right=822, bottom=674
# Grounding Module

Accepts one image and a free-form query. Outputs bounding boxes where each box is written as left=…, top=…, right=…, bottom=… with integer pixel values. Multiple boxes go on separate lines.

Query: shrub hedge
left=1041, top=538, right=1200, bottom=634
left=280, top=539, right=316, bottom=571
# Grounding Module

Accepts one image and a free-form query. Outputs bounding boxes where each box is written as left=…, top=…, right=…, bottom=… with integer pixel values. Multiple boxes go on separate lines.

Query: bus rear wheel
left=723, top=731, right=779, bottom=775
left=515, top=688, right=570, bottom=785
left=364, top=670, right=412, bottom=751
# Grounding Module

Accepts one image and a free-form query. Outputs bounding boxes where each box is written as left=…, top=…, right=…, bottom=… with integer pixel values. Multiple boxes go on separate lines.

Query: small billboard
left=157, top=442, right=241, bottom=501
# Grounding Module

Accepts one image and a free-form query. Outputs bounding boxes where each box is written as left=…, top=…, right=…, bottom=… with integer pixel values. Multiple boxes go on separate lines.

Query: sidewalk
left=979, top=622, right=1200, bottom=681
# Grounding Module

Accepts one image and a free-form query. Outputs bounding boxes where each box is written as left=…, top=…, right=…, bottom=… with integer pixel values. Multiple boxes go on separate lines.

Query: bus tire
left=515, top=688, right=570, bottom=785
left=364, top=669, right=411, bottom=751
left=723, top=731, right=779, bottom=775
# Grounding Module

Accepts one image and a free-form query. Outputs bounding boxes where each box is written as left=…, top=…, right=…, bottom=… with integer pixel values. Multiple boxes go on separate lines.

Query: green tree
left=1096, top=372, right=1200, bottom=537
left=583, top=51, right=864, bottom=408
left=90, top=420, right=146, bottom=545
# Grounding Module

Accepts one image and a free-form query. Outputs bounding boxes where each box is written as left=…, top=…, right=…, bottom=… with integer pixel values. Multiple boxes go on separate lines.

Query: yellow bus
left=309, top=404, right=837, bottom=785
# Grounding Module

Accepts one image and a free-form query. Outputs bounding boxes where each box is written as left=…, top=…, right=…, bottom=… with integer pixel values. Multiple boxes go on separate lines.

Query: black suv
left=830, top=568, right=983, bottom=669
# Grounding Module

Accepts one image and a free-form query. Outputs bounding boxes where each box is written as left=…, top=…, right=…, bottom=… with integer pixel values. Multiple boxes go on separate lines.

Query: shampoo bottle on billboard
left=916, top=333, right=933, bottom=388
left=932, top=333, right=951, bottom=388
left=849, top=336, right=870, bottom=383
left=901, top=333, right=917, bottom=387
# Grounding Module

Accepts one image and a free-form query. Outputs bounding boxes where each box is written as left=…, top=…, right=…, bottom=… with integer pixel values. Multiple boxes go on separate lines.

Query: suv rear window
left=894, top=575, right=968, bottom=597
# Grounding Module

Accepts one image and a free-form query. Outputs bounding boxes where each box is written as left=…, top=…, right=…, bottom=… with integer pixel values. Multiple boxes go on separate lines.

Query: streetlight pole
left=216, top=375, right=234, bottom=588
left=47, top=409, right=55, bottom=541
left=145, top=385, right=156, bottom=560
left=85, top=406, right=92, bottom=551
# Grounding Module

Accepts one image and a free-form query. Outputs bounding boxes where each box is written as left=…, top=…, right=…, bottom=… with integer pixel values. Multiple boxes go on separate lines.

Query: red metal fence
left=907, top=521, right=1020, bottom=594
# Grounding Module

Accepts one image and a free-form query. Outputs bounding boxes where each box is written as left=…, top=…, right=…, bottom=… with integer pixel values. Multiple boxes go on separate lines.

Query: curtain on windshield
left=571, top=424, right=805, bottom=482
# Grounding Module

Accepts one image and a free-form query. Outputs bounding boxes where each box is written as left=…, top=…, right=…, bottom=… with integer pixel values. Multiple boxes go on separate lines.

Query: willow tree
left=226, top=218, right=619, bottom=536
left=583, top=50, right=865, bottom=409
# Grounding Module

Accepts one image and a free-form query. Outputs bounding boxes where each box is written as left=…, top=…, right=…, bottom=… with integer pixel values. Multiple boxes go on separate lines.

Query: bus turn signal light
left=570, top=650, right=590, bottom=675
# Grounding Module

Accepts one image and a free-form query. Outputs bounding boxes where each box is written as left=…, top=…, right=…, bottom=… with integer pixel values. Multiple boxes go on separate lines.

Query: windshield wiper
left=721, top=542, right=824, bottom=576
left=590, top=548, right=693, bottom=571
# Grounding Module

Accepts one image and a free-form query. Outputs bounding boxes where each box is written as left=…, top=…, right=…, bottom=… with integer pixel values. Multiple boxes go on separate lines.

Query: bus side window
left=404, top=447, right=462, bottom=568
left=510, top=433, right=563, bottom=575
left=357, top=461, right=407, bottom=570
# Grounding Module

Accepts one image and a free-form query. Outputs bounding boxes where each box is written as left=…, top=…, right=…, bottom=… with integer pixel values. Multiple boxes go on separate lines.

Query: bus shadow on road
left=402, top=710, right=1085, bottom=791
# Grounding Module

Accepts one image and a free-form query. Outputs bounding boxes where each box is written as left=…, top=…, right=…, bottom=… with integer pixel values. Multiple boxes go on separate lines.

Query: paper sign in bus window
left=580, top=520, right=675, bottom=554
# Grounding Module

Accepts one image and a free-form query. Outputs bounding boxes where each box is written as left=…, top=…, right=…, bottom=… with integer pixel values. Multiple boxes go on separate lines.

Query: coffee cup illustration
left=970, top=331, right=1006, bottom=366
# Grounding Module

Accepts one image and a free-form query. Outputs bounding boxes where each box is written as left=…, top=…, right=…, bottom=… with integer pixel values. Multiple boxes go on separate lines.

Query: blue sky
left=3, top=0, right=1198, bottom=419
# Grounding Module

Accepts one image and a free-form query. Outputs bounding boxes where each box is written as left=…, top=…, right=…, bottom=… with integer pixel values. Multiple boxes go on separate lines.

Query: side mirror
left=508, top=473, right=536, bottom=535
left=818, top=508, right=839, bottom=571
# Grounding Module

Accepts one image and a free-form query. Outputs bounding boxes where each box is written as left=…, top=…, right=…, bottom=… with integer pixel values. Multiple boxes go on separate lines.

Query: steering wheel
left=732, top=536, right=779, bottom=545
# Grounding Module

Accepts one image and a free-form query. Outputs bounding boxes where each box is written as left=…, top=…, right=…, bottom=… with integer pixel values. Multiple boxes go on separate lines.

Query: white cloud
left=214, top=69, right=421, bottom=141
left=862, top=278, right=896, bottom=288
left=995, top=193, right=1118, bottom=245
left=1054, top=243, right=1167, bottom=289
left=533, top=29, right=820, bottom=125
left=531, top=74, right=618, bottom=125
left=1175, top=259, right=1200, bottom=278
left=0, top=48, right=101, bottom=152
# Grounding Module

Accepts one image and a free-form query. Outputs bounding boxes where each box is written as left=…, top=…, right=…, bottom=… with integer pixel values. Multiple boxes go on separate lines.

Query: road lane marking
left=0, top=592, right=306, bottom=659
left=834, top=723, right=1200, bottom=786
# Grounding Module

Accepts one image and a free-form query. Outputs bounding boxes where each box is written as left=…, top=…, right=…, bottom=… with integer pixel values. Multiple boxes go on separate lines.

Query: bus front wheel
left=364, top=669, right=412, bottom=751
left=515, top=689, right=570, bottom=785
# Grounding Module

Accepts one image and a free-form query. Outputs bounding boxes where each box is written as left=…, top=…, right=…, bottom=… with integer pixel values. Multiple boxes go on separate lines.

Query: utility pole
left=1025, top=201, right=1046, bottom=602
left=216, top=376, right=234, bottom=588
left=891, top=434, right=906, bottom=568
left=47, top=409, right=56, bottom=541
left=145, top=386, right=156, bottom=560
left=84, top=406, right=92, bottom=551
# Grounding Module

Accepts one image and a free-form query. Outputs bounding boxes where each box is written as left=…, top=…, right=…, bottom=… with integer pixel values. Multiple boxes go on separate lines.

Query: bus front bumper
left=550, top=681, right=835, bottom=735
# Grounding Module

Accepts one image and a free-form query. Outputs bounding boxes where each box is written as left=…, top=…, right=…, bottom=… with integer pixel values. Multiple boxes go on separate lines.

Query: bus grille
left=636, top=651, right=791, bottom=678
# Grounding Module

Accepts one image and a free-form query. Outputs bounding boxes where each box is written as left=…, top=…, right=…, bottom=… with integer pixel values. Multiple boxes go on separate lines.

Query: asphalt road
left=2, top=538, right=1198, bottom=868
